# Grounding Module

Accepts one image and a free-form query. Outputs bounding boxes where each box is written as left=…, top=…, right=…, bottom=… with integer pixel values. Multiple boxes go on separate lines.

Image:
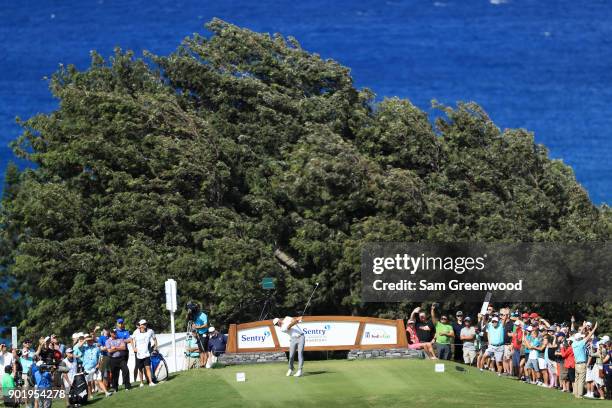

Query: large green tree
left=1, top=19, right=610, bottom=339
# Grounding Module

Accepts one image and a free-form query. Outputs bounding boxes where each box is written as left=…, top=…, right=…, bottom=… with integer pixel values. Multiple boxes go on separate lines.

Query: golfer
left=273, top=316, right=304, bottom=377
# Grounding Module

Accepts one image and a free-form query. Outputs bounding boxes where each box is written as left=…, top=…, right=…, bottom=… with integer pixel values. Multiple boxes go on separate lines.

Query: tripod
left=258, top=291, right=276, bottom=321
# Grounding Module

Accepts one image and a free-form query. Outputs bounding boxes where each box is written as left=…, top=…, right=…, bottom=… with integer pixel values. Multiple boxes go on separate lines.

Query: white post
left=170, top=311, right=177, bottom=372
left=165, top=278, right=178, bottom=373
left=11, top=327, right=17, bottom=349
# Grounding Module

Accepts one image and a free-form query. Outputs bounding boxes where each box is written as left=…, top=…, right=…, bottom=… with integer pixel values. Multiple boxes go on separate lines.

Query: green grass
left=90, top=359, right=612, bottom=408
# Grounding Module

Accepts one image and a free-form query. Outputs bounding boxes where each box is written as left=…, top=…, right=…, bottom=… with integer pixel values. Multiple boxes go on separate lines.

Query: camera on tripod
left=185, top=301, right=200, bottom=320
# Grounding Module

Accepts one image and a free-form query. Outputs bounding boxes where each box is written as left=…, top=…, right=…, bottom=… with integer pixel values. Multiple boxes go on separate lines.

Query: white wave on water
left=434, top=2, right=447, bottom=7
left=490, top=0, right=508, bottom=5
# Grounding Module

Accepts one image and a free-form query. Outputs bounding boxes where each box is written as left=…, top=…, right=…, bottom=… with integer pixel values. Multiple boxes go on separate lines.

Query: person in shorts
left=132, top=320, right=157, bottom=387
left=484, top=316, right=505, bottom=375
left=460, top=317, right=476, bottom=365
left=406, top=319, right=436, bottom=359
left=560, top=336, right=575, bottom=392
left=192, top=305, right=210, bottom=368
left=586, top=339, right=605, bottom=399
left=75, top=335, right=111, bottom=398
left=501, top=309, right=515, bottom=375
left=97, top=329, right=111, bottom=386
left=524, top=325, right=543, bottom=384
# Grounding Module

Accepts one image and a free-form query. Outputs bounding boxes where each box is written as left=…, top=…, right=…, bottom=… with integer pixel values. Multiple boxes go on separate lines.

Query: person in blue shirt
left=207, top=327, right=227, bottom=368
left=32, top=362, right=53, bottom=408
left=484, top=316, right=505, bottom=375
left=192, top=305, right=209, bottom=368
left=74, top=336, right=111, bottom=398
left=572, top=322, right=598, bottom=399
left=115, top=318, right=133, bottom=371
left=97, top=328, right=110, bottom=387
left=18, top=349, right=35, bottom=407
left=115, top=318, right=131, bottom=340
left=523, top=326, right=544, bottom=384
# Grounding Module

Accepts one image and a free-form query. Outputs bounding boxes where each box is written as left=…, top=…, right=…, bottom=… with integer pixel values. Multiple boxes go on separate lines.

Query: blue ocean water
left=0, top=0, right=610, bottom=204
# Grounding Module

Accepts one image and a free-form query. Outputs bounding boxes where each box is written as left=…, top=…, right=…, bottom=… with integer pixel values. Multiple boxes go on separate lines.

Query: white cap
left=600, top=335, right=610, bottom=344
left=573, top=333, right=584, bottom=341
left=138, top=319, right=147, bottom=325
left=208, top=327, right=215, bottom=333
left=272, top=318, right=280, bottom=325
left=585, top=321, right=592, bottom=327
left=71, top=332, right=79, bottom=340
left=44, top=336, right=50, bottom=343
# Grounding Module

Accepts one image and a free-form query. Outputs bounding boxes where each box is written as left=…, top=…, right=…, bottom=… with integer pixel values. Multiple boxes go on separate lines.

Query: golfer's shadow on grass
left=303, top=370, right=328, bottom=376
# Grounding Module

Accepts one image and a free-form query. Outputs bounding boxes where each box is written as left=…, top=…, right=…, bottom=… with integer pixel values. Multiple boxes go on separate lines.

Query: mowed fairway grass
left=91, top=359, right=612, bottom=408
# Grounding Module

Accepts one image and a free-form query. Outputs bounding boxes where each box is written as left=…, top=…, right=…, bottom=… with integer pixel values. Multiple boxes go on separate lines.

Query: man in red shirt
left=560, top=337, right=576, bottom=393
left=511, top=320, right=523, bottom=378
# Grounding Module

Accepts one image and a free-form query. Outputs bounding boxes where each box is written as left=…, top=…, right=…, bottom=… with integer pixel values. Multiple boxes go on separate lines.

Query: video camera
left=185, top=301, right=200, bottom=321
left=38, top=350, right=62, bottom=372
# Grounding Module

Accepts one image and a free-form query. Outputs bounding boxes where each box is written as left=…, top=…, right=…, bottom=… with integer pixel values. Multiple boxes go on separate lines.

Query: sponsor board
left=360, top=323, right=397, bottom=345
left=275, top=321, right=360, bottom=348
left=237, top=326, right=275, bottom=349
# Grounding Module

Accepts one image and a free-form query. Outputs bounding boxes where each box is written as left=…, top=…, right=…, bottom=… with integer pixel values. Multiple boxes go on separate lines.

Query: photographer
left=187, top=302, right=209, bottom=368
left=32, top=361, right=53, bottom=408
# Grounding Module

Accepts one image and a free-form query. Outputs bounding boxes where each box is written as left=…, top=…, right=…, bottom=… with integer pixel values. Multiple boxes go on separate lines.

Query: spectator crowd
left=1, top=305, right=227, bottom=408
left=406, top=304, right=612, bottom=399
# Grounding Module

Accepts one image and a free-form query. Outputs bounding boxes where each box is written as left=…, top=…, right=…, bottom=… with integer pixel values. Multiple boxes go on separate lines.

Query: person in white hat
left=273, top=316, right=304, bottom=377
left=132, top=319, right=158, bottom=387
left=571, top=321, right=598, bottom=398
left=206, top=327, right=227, bottom=368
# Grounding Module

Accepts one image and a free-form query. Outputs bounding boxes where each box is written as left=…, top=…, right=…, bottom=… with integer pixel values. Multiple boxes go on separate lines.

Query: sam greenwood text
left=372, top=279, right=523, bottom=291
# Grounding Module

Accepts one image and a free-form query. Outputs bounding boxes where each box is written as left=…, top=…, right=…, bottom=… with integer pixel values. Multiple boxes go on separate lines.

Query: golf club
left=301, top=282, right=320, bottom=316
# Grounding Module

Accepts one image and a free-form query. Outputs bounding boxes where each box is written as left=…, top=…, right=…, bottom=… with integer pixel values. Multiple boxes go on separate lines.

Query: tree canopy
left=1, top=19, right=611, bottom=338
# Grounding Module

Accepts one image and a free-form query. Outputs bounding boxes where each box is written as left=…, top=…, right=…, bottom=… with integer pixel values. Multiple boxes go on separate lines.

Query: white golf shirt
left=132, top=329, right=156, bottom=359
left=0, top=351, right=13, bottom=368
left=281, top=316, right=304, bottom=338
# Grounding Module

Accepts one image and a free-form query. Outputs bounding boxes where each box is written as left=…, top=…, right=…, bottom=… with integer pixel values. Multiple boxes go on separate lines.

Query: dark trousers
left=110, top=356, right=131, bottom=391
left=436, top=343, right=451, bottom=360
left=512, top=349, right=521, bottom=376
left=453, top=343, right=463, bottom=362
